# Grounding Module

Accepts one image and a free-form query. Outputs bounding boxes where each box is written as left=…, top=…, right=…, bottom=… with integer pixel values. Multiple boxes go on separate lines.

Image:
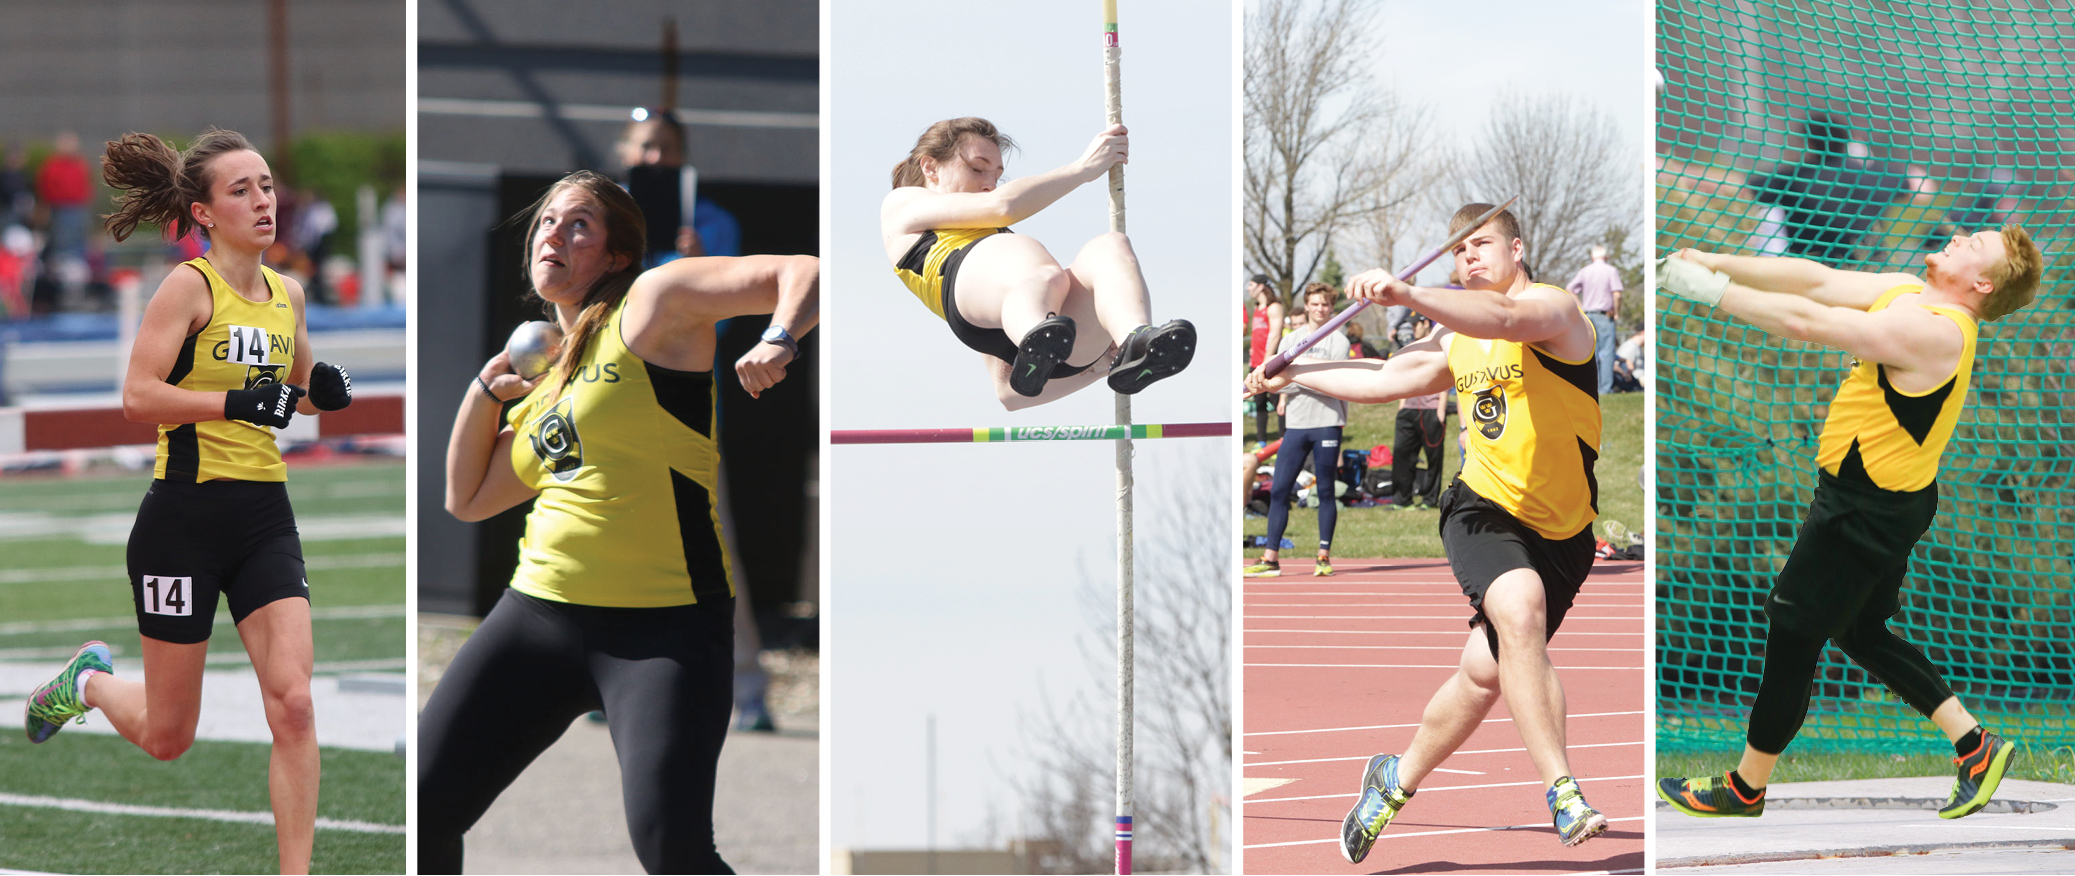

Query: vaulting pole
left=1102, top=3, right=1133, bottom=873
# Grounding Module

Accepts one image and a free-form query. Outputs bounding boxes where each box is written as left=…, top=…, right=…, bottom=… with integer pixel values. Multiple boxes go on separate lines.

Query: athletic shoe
left=1243, top=560, right=1280, bottom=578
left=1009, top=314, right=1077, bottom=397
left=24, top=641, right=113, bottom=744
left=1106, top=320, right=1196, bottom=394
left=1341, top=754, right=1413, bottom=864
left=1655, top=771, right=1764, bottom=817
left=1548, top=775, right=1609, bottom=845
left=1314, top=560, right=1334, bottom=577
left=1940, top=730, right=2015, bottom=819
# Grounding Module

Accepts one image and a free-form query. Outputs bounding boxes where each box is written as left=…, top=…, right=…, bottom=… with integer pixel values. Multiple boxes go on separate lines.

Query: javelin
left=1260, top=196, right=1519, bottom=378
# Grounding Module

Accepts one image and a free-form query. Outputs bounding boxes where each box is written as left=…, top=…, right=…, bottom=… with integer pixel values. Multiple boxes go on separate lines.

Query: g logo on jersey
left=529, top=396, right=584, bottom=482
left=1472, top=383, right=1508, bottom=440
left=243, top=364, right=285, bottom=390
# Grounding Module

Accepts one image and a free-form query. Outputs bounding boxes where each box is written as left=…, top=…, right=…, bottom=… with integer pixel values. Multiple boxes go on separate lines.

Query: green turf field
left=1244, top=390, right=1645, bottom=558
left=0, top=459, right=405, bottom=874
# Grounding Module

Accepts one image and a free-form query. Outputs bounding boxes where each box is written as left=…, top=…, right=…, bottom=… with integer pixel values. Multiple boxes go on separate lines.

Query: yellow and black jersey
left=1816, top=284, right=1976, bottom=493
left=1445, top=290, right=1601, bottom=540
left=156, top=257, right=297, bottom=483
left=506, top=298, right=736, bottom=608
left=892, top=226, right=1009, bottom=319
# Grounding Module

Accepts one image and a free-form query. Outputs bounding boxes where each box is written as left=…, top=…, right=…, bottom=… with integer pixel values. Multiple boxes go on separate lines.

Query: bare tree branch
left=1437, top=91, right=1639, bottom=285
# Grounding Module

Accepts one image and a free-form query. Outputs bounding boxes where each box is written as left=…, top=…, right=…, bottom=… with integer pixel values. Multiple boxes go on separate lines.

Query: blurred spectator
left=1614, top=330, right=1647, bottom=393
left=1392, top=316, right=1445, bottom=509
left=383, top=184, right=407, bottom=276
left=1344, top=321, right=1382, bottom=359
left=1925, top=169, right=2018, bottom=250
left=1745, top=113, right=1910, bottom=264
left=36, top=131, right=93, bottom=269
left=1246, top=274, right=1284, bottom=445
left=294, top=188, right=339, bottom=304
left=617, top=111, right=740, bottom=266
left=0, top=143, right=29, bottom=232
left=1565, top=244, right=1622, bottom=398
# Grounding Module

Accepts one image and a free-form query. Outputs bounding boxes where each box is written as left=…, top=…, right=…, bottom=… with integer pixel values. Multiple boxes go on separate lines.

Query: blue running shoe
left=1548, top=775, right=1608, bottom=846
left=1340, top=754, right=1413, bottom=864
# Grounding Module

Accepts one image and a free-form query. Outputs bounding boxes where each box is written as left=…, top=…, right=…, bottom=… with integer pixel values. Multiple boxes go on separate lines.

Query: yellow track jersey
left=1817, top=284, right=1976, bottom=492
left=1446, top=296, right=1602, bottom=540
left=506, top=299, right=735, bottom=607
left=155, top=258, right=295, bottom=482
left=893, top=226, right=1008, bottom=318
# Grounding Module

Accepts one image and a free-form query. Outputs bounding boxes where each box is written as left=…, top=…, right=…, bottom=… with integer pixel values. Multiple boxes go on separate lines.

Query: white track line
left=1245, top=663, right=1641, bottom=669
left=1244, top=814, right=1645, bottom=848
left=0, top=792, right=402, bottom=834
left=1247, top=740, right=1643, bottom=767
left=1249, top=774, right=1647, bottom=804
left=1245, top=709, right=1645, bottom=737
left=0, top=603, right=403, bottom=636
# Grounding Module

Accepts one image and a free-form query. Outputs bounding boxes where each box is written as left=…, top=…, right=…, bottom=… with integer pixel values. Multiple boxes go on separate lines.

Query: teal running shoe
left=1340, top=754, right=1413, bottom=864
left=24, top=641, right=113, bottom=743
left=1548, top=775, right=1608, bottom=846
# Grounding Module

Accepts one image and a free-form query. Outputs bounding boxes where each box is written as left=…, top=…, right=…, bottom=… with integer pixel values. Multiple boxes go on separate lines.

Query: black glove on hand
left=309, top=361, right=353, bottom=411
left=226, top=383, right=307, bottom=429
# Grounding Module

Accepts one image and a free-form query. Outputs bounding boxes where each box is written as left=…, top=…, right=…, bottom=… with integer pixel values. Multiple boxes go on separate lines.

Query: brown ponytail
left=515, top=170, right=648, bottom=399
left=102, top=128, right=257, bottom=243
left=891, top=117, right=1015, bottom=189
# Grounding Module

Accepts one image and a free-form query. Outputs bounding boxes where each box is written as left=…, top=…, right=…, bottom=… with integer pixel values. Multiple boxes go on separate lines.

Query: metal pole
left=1102, top=3, right=1133, bottom=874
left=927, top=713, right=936, bottom=875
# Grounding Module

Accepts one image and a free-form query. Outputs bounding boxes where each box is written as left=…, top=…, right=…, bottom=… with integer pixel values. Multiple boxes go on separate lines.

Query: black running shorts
left=126, top=478, right=309, bottom=644
left=939, top=234, right=1090, bottom=377
left=1766, top=470, right=1938, bottom=639
left=1437, top=479, right=1596, bottom=658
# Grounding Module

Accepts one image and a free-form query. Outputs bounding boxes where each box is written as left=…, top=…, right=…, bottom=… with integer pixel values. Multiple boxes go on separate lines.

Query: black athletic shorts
left=939, top=231, right=1090, bottom=378
left=1766, top=469, right=1938, bottom=639
left=1437, top=479, right=1596, bottom=658
left=126, top=478, right=308, bottom=644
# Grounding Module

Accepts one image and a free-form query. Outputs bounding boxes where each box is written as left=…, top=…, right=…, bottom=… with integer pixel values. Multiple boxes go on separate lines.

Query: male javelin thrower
left=1655, top=224, right=2042, bottom=819
left=1247, top=202, right=1612, bottom=861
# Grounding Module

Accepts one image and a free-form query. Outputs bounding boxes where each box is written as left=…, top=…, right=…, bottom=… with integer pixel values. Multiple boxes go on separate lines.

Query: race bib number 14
left=227, top=325, right=273, bottom=366
left=141, top=575, right=193, bottom=616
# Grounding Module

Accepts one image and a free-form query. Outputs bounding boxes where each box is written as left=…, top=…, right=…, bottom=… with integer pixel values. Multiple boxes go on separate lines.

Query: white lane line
left=0, top=552, right=404, bottom=586
left=1244, top=644, right=1643, bottom=652
left=1244, top=814, right=1644, bottom=848
left=1247, top=774, right=1647, bottom=804
left=1247, top=740, right=1643, bottom=767
left=0, top=603, right=403, bottom=636
left=1246, top=709, right=1645, bottom=737
left=1244, top=663, right=1641, bottom=670
left=0, top=513, right=405, bottom=546
left=0, top=792, right=402, bottom=834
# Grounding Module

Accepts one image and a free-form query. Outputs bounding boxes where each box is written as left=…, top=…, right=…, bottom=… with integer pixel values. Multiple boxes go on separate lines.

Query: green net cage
left=1655, top=0, right=2075, bottom=755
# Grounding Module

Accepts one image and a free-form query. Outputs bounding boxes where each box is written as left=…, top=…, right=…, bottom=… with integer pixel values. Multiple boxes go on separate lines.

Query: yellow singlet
left=1816, top=284, right=1977, bottom=492
left=1445, top=289, right=1602, bottom=540
left=892, top=227, right=1008, bottom=318
left=506, top=298, right=736, bottom=608
left=155, top=258, right=296, bottom=483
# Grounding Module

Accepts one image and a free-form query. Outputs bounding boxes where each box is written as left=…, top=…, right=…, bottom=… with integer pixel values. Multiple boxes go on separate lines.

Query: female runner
left=23, top=128, right=352, bottom=875
left=882, top=117, right=1194, bottom=407
left=419, top=170, right=818, bottom=874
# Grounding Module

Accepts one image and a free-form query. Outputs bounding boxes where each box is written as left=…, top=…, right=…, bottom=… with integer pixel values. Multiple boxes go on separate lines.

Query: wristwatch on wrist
left=760, top=324, right=799, bottom=358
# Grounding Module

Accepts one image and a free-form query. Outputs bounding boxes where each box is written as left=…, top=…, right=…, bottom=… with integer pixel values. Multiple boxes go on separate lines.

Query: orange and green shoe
left=1940, top=730, right=2015, bottom=819
left=24, top=641, right=113, bottom=743
left=1656, top=771, right=1764, bottom=817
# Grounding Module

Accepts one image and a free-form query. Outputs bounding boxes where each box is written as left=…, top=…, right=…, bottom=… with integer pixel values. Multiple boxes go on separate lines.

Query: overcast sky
left=827, top=0, right=1235, bottom=853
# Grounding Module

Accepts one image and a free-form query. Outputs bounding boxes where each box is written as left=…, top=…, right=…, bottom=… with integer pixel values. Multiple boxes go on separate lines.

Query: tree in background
left=1007, top=461, right=1230, bottom=874
left=1244, top=0, right=1428, bottom=305
left=1438, top=91, right=1636, bottom=286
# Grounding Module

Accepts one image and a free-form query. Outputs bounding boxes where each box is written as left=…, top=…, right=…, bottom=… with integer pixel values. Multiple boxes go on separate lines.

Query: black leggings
left=1267, top=426, right=1341, bottom=551
left=418, top=589, right=736, bottom=874
left=1747, top=612, right=1955, bottom=755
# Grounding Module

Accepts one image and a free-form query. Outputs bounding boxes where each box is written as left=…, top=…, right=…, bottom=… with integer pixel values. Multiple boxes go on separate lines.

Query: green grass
left=0, top=459, right=404, bottom=874
left=0, top=735, right=402, bottom=874
left=1245, top=391, right=1644, bottom=557
left=1656, top=743, right=2075, bottom=787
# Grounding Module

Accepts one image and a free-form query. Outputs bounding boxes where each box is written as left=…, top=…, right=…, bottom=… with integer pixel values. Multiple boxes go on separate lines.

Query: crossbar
left=831, top=422, right=1228, bottom=445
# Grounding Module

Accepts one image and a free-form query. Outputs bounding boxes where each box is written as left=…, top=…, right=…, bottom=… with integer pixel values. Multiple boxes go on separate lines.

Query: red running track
left=1242, top=557, right=1646, bottom=874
